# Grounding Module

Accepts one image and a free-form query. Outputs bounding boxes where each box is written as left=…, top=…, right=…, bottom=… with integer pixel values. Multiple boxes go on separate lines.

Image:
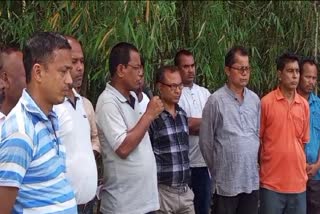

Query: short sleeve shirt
left=0, top=89, right=77, bottom=213
left=178, top=83, right=210, bottom=167
left=260, top=87, right=310, bottom=193
left=95, top=83, right=159, bottom=214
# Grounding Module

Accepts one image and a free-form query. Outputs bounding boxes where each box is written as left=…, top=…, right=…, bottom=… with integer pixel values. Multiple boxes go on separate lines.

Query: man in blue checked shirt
left=0, top=32, right=77, bottom=214
left=297, top=57, right=320, bottom=214
left=149, top=65, right=195, bottom=214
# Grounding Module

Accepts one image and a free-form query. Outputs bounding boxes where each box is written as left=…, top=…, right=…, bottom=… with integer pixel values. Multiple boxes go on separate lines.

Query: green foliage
left=1, top=1, right=319, bottom=103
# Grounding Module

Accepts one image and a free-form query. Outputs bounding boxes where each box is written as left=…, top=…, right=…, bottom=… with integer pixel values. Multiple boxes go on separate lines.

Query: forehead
left=163, top=70, right=182, bottom=83
left=302, top=63, right=318, bottom=75
left=233, top=53, right=249, bottom=65
left=47, top=49, right=72, bottom=67
left=283, top=60, right=299, bottom=69
left=2, top=51, right=23, bottom=68
left=180, top=55, right=194, bottom=64
left=68, top=39, right=83, bottom=56
left=129, top=50, right=141, bottom=63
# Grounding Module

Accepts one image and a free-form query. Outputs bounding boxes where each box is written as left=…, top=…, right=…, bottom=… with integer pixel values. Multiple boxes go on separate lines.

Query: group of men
left=0, top=31, right=319, bottom=214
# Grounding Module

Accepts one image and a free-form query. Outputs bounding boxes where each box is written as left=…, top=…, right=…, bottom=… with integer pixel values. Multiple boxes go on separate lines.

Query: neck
left=136, top=91, right=143, bottom=102
left=110, top=80, right=131, bottom=100
left=279, top=85, right=295, bottom=101
left=67, top=89, right=76, bottom=104
left=75, top=86, right=81, bottom=94
left=183, top=81, right=193, bottom=88
left=0, top=99, right=16, bottom=116
left=297, top=88, right=310, bottom=101
left=163, top=100, right=176, bottom=116
left=227, top=82, right=244, bottom=100
left=26, top=85, right=52, bottom=116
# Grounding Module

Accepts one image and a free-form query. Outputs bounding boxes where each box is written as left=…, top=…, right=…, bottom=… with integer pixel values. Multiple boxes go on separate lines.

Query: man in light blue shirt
left=297, top=57, right=320, bottom=214
left=199, top=46, right=260, bottom=214
left=0, top=32, right=77, bottom=213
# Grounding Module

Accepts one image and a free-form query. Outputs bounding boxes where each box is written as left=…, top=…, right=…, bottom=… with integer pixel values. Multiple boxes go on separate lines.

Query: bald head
left=0, top=47, right=26, bottom=113
left=65, top=36, right=84, bottom=92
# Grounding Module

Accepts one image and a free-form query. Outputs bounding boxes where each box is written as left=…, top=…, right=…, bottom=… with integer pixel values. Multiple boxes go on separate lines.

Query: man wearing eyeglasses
left=95, top=42, right=164, bottom=214
left=174, top=49, right=211, bottom=214
left=259, top=52, right=309, bottom=214
left=149, top=65, right=195, bottom=214
left=199, top=46, right=260, bottom=214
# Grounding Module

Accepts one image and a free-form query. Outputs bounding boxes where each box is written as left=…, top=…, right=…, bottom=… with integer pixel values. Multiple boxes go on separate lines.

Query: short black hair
left=0, top=46, right=21, bottom=73
left=109, top=42, right=139, bottom=77
left=174, top=49, right=193, bottom=66
left=225, top=46, right=249, bottom=67
left=299, top=56, right=318, bottom=74
left=23, top=32, right=71, bottom=84
left=155, top=65, right=180, bottom=83
left=276, top=52, right=300, bottom=71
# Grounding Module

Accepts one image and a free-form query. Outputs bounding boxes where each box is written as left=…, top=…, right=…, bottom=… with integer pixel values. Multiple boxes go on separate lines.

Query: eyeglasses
left=229, top=65, right=251, bottom=74
left=160, top=82, right=184, bottom=91
left=126, top=64, right=143, bottom=71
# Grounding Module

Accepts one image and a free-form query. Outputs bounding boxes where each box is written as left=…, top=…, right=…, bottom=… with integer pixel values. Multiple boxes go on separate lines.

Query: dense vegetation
left=1, top=1, right=319, bottom=103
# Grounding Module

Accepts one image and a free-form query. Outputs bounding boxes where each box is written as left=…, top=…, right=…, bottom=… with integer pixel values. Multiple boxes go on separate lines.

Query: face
left=40, top=49, right=73, bottom=105
left=178, top=55, right=196, bottom=86
left=119, top=50, right=143, bottom=91
left=298, top=63, right=317, bottom=95
left=1, top=51, right=26, bottom=105
left=225, top=53, right=250, bottom=89
left=278, top=60, right=300, bottom=91
left=68, top=39, right=84, bottom=90
left=158, top=71, right=183, bottom=104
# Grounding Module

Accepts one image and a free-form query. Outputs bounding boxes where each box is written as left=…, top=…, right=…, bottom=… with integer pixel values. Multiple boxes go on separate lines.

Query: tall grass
left=1, top=1, right=319, bottom=102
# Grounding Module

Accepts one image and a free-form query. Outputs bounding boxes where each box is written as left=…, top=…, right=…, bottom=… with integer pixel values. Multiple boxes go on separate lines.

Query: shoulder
left=261, top=90, right=276, bottom=104
left=82, top=96, right=93, bottom=107
left=207, top=86, right=225, bottom=103
left=246, top=88, right=260, bottom=102
left=177, top=105, right=187, bottom=117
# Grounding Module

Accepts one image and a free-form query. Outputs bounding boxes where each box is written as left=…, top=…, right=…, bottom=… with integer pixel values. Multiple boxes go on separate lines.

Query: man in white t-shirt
left=55, top=36, right=98, bottom=214
left=96, top=42, right=164, bottom=214
left=135, top=67, right=150, bottom=114
left=175, top=49, right=211, bottom=214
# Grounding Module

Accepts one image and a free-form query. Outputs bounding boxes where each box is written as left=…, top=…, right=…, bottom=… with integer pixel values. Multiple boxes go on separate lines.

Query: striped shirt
left=149, top=105, right=190, bottom=187
left=199, top=84, right=260, bottom=196
left=0, top=89, right=77, bottom=213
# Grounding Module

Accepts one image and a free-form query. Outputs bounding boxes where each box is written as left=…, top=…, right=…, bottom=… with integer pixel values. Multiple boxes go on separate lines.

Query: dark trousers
left=77, top=198, right=96, bottom=214
left=259, top=188, right=306, bottom=214
left=190, top=167, right=212, bottom=214
left=212, top=190, right=259, bottom=214
left=307, top=180, right=320, bottom=214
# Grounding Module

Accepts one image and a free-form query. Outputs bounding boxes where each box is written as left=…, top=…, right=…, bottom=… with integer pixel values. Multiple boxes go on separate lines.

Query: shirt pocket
left=291, top=113, right=305, bottom=139
left=241, top=105, right=259, bottom=134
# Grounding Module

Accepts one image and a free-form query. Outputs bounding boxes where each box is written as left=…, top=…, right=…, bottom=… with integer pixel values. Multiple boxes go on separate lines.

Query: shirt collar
left=20, top=89, right=58, bottom=122
left=0, top=111, right=6, bottom=120
left=223, top=84, right=248, bottom=100
left=308, top=92, right=318, bottom=105
left=275, top=87, right=301, bottom=104
left=106, top=82, right=136, bottom=106
left=159, top=104, right=183, bottom=121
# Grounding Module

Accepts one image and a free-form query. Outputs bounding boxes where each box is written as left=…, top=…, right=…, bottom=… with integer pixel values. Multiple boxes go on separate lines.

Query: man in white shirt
left=95, top=42, right=164, bottom=214
left=0, top=46, right=26, bottom=125
left=55, top=36, right=98, bottom=214
left=175, top=49, right=211, bottom=214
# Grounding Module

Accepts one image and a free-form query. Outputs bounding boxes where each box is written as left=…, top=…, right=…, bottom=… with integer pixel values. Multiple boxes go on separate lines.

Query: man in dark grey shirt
left=199, top=46, right=260, bottom=214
